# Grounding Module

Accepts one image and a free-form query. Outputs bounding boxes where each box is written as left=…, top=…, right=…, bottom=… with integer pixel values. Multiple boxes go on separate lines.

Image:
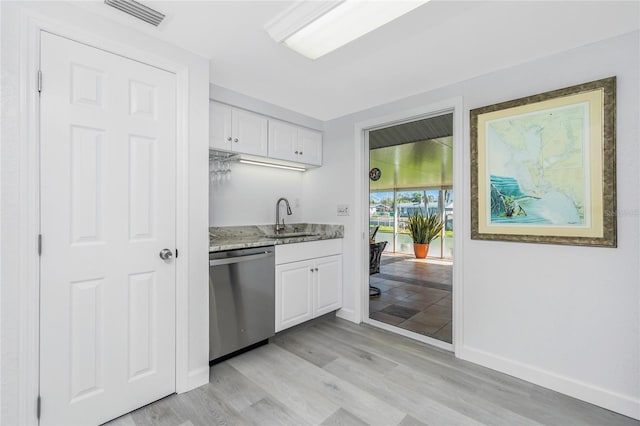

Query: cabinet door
left=232, top=108, right=268, bottom=156
left=268, top=119, right=299, bottom=162
left=314, top=255, right=342, bottom=316
left=210, top=102, right=233, bottom=151
left=298, top=128, right=322, bottom=166
left=276, top=261, right=313, bottom=332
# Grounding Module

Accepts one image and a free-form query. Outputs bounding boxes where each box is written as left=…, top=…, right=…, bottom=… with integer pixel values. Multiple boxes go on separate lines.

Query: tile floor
left=369, top=253, right=452, bottom=343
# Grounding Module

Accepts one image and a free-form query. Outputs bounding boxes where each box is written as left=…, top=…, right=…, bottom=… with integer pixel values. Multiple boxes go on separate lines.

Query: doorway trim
left=354, top=97, right=464, bottom=355
left=17, top=12, right=195, bottom=425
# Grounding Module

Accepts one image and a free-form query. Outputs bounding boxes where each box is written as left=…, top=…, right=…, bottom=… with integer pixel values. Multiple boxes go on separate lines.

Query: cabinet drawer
left=275, top=239, right=342, bottom=265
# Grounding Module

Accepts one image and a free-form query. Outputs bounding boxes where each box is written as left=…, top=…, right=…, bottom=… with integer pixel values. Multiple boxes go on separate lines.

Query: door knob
left=159, top=249, right=173, bottom=261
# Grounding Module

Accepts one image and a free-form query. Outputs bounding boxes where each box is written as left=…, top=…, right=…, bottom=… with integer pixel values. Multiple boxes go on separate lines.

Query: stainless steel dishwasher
left=209, top=245, right=275, bottom=362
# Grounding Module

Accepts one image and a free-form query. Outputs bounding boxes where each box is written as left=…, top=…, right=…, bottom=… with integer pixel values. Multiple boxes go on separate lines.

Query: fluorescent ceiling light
left=266, top=1, right=428, bottom=60
left=239, top=159, right=306, bottom=172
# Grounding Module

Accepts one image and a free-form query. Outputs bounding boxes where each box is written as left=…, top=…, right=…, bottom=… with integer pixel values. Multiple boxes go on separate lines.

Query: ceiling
left=73, top=1, right=640, bottom=121
left=370, top=112, right=453, bottom=190
left=370, top=113, right=452, bottom=150
left=370, top=136, right=453, bottom=191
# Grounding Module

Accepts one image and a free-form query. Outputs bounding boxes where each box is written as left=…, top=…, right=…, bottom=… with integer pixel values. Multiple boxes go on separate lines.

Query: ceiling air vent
left=104, top=0, right=165, bottom=26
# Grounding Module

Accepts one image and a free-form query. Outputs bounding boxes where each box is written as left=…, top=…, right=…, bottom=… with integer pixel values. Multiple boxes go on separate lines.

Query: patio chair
left=369, top=241, right=387, bottom=297
left=369, top=225, right=380, bottom=243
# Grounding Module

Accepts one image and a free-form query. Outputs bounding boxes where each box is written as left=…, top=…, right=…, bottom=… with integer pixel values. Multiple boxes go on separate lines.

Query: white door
left=314, top=255, right=343, bottom=316
left=275, top=261, right=313, bottom=332
left=298, top=128, right=322, bottom=166
left=39, top=32, right=177, bottom=426
left=268, top=119, right=299, bottom=162
left=232, top=108, right=268, bottom=156
left=210, top=102, right=233, bottom=151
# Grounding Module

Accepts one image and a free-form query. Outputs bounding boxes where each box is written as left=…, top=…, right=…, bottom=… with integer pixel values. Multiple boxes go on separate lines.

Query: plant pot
left=413, top=243, right=429, bottom=259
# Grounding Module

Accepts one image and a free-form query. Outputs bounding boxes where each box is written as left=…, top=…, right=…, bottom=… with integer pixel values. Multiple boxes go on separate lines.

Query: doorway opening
left=367, top=113, right=454, bottom=345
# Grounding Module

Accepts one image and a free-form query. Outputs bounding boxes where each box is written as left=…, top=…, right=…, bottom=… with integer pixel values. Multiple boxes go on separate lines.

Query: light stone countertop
left=209, top=223, right=344, bottom=252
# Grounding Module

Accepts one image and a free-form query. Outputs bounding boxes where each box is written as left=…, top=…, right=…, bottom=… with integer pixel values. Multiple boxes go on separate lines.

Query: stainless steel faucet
left=275, top=197, right=292, bottom=233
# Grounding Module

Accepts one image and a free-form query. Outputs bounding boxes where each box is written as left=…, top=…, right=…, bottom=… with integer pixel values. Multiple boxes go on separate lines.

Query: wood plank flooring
left=106, top=317, right=638, bottom=426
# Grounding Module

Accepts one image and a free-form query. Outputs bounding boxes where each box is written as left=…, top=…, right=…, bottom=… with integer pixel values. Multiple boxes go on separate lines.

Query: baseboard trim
left=336, top=308, right=358, bottom=323
left=180, top=366, right=209, bottom=393
left=458, top=345, right=640, bottom=420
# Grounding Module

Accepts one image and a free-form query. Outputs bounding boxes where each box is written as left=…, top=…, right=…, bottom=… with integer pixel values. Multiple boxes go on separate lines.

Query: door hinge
left=37, top=70, right=42, bottom=94
left=36, top=395, right=41, bottom=420
left=175, top=248, right=178, bottom=259
left=38, top=234, right=42, bottom=256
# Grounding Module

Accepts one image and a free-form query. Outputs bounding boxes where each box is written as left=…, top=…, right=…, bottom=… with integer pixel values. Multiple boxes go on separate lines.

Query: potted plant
left=407, top=211, right=443, bottom=258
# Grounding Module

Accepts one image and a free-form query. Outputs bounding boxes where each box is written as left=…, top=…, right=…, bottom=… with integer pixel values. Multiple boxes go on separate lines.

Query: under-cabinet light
left=239, top=159, right=306, bottom=172
left=266, top=0, right=428, bottom=60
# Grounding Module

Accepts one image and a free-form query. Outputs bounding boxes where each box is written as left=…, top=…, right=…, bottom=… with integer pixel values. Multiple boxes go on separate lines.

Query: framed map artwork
left=470, top=77, right=616, bottom=247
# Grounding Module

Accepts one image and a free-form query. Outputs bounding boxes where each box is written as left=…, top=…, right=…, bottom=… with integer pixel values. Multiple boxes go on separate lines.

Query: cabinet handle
left=315, top=268, right=318, bottom=271
left=227, top=137, right=232, bottom=142
left=310, top=268, right=314, bottom=272
left=295, top=151, right=299, bottom=154
left=234, top=138, right=239, bottom=143
left=299, top=151, right=303, bottom=155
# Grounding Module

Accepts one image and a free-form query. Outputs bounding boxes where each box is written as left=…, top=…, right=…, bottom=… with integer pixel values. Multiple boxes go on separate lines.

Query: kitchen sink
left=263, top=232, right=319, bottom=239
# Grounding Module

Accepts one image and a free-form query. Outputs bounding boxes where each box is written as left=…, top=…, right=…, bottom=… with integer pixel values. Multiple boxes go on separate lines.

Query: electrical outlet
left=337, top=204, right=350, bottom=216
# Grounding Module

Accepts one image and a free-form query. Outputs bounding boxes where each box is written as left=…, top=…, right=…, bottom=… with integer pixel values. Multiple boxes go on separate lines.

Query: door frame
left=18, top=14, right=193, bottom=425
left=354, top=97, right=464, bottom=354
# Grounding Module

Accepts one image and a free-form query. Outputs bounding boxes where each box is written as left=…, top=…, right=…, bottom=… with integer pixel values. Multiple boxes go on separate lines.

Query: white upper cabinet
left=232, top=108, right=268, bottom=156
left=210, top=102, right=268, bottom=156
left=298, top=127, right=322, bottom=166
left=268, top=119, right=299, bottom=162
left=210, top=102, right=233, bottom=151
left=268, top=119, right=323, bottom=166
left=211, top=101, right=322, bottom=167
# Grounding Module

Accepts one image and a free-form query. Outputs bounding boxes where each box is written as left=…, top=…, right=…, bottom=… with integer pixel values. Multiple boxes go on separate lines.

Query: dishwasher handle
left=209, top=251, right=273, bottom=267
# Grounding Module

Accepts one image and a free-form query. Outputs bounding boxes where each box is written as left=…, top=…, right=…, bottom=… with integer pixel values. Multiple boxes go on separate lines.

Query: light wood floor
left=107, top=317, right=638, bottom=426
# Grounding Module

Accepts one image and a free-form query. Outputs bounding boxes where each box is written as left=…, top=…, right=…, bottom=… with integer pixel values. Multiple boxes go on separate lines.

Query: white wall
left=303, top=31, right=640, bottom=419
left=210, top=84, right=323, bottom=131
left=209, top=162, right=305, bottom=226
left=1, top=2, right=210, bottom=424
left=209, top=85, right=322, bottom=227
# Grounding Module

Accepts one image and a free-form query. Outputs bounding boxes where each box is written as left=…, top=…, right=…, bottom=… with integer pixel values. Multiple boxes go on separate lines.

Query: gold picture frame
left=470, top=77, right=616, bottom=247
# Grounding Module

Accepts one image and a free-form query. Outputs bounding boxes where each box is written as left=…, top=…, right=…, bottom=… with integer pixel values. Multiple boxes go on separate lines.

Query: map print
left=487, top=102, right=589, bottom=227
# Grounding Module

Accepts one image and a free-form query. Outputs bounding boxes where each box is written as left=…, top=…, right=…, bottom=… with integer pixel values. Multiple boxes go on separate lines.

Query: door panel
left=232, top=108, right=268, bottom=156
left=275, top=261, right=313, bottom=332
left=129, top=135, right=156, bottom=239
left=70, top=125, right=104, bottom=243
left=128, top=271, right=156, bottom=381
left=40, top=32, right=176, bottom=426
left=210, top=102, right=232, bottom=150
left=268, top=119, right=299, bottom=162
left=69, top=278, right=104, bottom=403
left=298, top=128, right=322, bottom=166
left=315, top=255, right=342, bottom=316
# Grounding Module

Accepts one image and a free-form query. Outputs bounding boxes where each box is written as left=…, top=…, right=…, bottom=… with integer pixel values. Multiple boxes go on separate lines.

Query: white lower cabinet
left=314, top=255, right=342, bottom=316
left=276, top=260, right=314, bottom=331
left=275, top=240, right=342, bottom=332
